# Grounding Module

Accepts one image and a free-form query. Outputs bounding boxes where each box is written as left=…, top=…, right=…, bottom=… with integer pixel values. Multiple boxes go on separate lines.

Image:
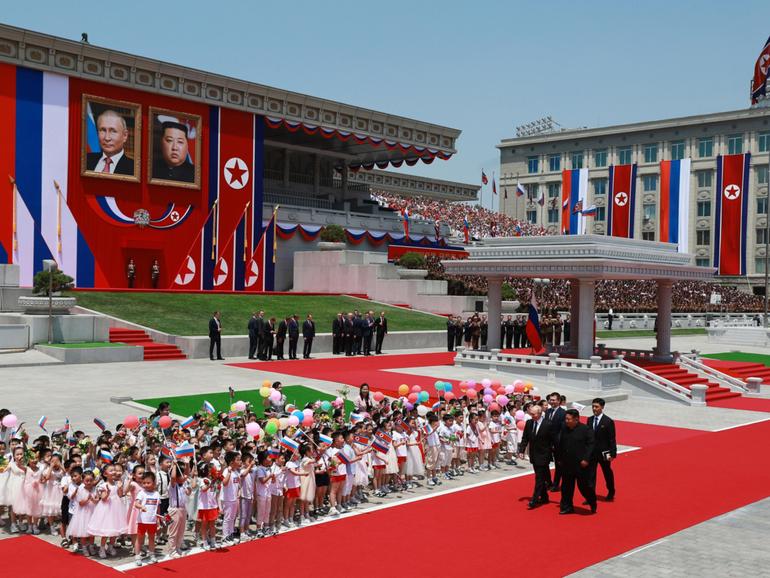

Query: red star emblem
left=227, top=162, right=247, bottom=186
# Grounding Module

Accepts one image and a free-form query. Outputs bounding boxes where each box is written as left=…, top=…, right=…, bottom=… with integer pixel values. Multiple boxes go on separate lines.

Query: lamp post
left=43, top=259, right=57, bottom=344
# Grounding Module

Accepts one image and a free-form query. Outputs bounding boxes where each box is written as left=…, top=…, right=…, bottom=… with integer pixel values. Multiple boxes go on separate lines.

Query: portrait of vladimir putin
left=85, top=108, right=135, bottom=176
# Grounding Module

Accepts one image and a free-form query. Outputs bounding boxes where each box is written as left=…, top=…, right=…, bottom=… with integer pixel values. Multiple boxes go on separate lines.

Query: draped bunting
left=264, top=117, right=453, bottom=169
left=268, top=221, right=447, bottom=246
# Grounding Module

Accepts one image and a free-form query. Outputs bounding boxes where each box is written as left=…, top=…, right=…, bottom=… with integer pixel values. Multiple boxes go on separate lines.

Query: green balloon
left=265, top=422, right=278, bottom=435
left=321, top=401, right=332, bottom=411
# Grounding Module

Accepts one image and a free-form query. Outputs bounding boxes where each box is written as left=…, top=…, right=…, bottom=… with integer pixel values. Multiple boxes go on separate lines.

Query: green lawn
left=135, top=385, right=355, bottom=418
left=596, top=328, right=706, bottom=339
left=43, top=342, right=126, bottom=348
left=70, top=291, right=445, bottom=335
left=702, top=352, right=770, bottom=367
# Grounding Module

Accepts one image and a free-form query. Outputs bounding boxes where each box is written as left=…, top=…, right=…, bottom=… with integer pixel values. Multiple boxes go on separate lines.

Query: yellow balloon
left=260, top=387, right=271, bottom=398
left=398, top=384, right=409, bottom=396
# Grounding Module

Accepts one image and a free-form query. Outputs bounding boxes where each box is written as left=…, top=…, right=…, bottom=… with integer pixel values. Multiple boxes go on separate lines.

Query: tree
left=33, top=269, right=74, bottom=296
left=320, top=224, right=345, bottom=243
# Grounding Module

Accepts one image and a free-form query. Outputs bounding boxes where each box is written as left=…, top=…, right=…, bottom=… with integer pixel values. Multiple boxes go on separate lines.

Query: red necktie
left=102, top=157, right=112, bottom=173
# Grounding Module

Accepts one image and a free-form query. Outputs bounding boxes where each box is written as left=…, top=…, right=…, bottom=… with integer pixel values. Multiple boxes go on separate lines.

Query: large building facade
left=498, top=107, right=770, bottom=288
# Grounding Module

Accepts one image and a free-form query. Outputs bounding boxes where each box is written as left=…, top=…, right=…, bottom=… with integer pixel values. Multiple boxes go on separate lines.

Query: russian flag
left=431, top=401, right=442, bottom=411
left=349, top=412, right=364, bottom=425
left=715, top=153, right=751, bottom=276
left=335, top=450, right=352, bottom=466
left=659, top=159, right=691, bottom=252
left=371, top=438, right=389, bottom=454
left=463, top=216, right=470, bottom=244
left=93, top=417, right=107, bottom=432
left=607, top=164, right=637, bottom=238
left=53, top=419, right=70, bottom=436
left=180, top=416, right=198, bottom=429
left=38, top=416, right=47, bottom=431
left=525, top=294, right=545, bottom=355
left=268, top=447, right=280, bottom=459
left=561, top=168, right=588, bottom=235
left=202, top=400, right=215, bottom=414
left=402, top=208, right=410, bottom=239
left=99, top=449, right=113, bottom=463
left=516, top=182, right=526, bottom=198
left=581, top=204, right=598, bottom=217
left=318, top=433, right=333, bottom=446
left=279, top=436, right=300, bottom=452
left=174, top=445, right=195, bottom=459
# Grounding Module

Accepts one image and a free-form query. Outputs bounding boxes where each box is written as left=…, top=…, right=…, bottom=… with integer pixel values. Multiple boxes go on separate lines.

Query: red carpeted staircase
left=633, top=360, right=741, bottom=402
left=109, top=327, right=187, bottom=361
left=702, top=359, right=770, bottom=384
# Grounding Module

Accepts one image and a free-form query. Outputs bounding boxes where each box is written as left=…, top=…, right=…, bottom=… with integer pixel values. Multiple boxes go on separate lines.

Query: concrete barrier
left=174, top=330, right=447, bottom=359
left=0, top=313, right=110, bottom=344
left=0, top=324, right=29, bottom=349
left=35, top=344, right=143, bottom=364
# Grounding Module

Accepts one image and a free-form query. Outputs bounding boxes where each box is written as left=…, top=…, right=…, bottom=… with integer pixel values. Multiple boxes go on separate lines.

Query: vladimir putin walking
left=518, top=405, right=556, bottom=509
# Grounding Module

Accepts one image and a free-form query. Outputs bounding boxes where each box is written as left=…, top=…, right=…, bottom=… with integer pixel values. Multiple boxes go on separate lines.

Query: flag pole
left=8, top=175, right=18, bottom=258
left=168, top=198, right=218, bottom=288
left=53, top=180, right=64, bottom=256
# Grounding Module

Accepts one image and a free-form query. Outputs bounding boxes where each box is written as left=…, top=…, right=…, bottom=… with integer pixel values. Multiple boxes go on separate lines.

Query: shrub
left=397, top=252, right=426, bottom=270
left=320, top=224, right=345, bottom=243
left=33, top=269, right=74, bottom=296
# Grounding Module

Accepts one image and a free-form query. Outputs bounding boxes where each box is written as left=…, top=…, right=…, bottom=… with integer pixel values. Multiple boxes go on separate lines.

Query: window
left=727, top=134, right=743, bottom=155
left=642, top=175, right=658, bottom=192
left=759, top=131, right=770, bottom=153
left=642, top=231, right=655, bottom=241
left=593, top=178, right=607, bottom=196
left=671, top=140, right=685, bottom=160
left=643, top=203, right=656, bottom=221
left=618, top=146, right=633, bottom=165
left=548, top=154, right=561, bottom=172
left=696, top=229, right=710, bottom=245
left=696, top=171, right=713, bottom=188
left=757, top=258, right=767, bottom=274
left=596, top=206, right=606, bottom=221
left=526, top=209, right=537, bottom=223
left=547, top=182, right=561, bottom=198
left=757, top=197, right=768, bottom=215
left=594, top=149, right=608, bottom=167
left=757, top=166, right=769, bottom=185
left=697, top=200, right=711, bottom=217
left=527, top=156, right=539, bottom=174
left=758, top=228, right=768, bottom=245
left=548, top=208, right=559, bottom=223
left=696, top=258, right=710, bottom=268
left=528, top=183, right=539, bottom=201
left=698, top=137, right=713, bottom=158
left=571, top=151, right=584, bottom=169
left=643, top=144, right=658, bottom=164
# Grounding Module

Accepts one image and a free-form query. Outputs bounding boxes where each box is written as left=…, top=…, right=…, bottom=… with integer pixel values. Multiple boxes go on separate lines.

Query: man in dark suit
left=545, top=392, right=566, bottom=492
left=152, top=121, right=195, bottom=183
left=261, top=317, right=275, bottom=360
left=208, top=311, right=223, bottom=361
left=504, top=315, right=514, bottom=349
left=288, top=314, right=300, bottom=360
left=275, top=316, right=288, bottom=360
left=362, top=312, right=374, bottom=356
left=446, top=316, right=456, bottom=352
left=518, top=405, right=556, bottom=509
left=353, top=312, right=363, bottom=355
left=302, top=314, right=316, bottom=359
left=332, top=313, right=344, bottom=355
left=247, top=311, right=260, bottom=359
left=86, top=109, right=134, bottom=176
left=375, top=311, right=388, bottom=354
left=513, top=317, right=523, bottom=349
left=587, top=398, right=617, bottom=501
left=558, top=409, right=597, bottom=514
left=344, top=313, right=355, bottom=356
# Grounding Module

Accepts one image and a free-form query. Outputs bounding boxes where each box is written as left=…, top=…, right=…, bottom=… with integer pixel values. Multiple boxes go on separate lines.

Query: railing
left=617, top=358, right=694, bottom=404
left=595, top=344, right=659, bottom=361
left=678, top=354, right=748, bottom=392
left=264, top=191, right=332, bottom=210
left=707, top=319, right=759, bottom=328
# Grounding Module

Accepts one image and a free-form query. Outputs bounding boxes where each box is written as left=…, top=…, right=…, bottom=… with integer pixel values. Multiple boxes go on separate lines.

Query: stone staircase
left=701, top=359, right=770, bottom=385
left=633, top=360, right=742, bottom=402
left=108, top=328, right=186, bottom=361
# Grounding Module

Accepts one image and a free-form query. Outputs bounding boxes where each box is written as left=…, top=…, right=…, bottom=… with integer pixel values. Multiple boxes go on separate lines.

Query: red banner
left=715, top=153, right=750, bottom=276
left=607, top=164, right=637, bottom=238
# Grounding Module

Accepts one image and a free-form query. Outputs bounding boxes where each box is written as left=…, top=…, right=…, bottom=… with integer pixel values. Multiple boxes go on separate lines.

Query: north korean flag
left=607, top=164, right=637, bottom=238
left=751, top=36, right=770, bottom=104
left=714, top=153, right=751, bottom=276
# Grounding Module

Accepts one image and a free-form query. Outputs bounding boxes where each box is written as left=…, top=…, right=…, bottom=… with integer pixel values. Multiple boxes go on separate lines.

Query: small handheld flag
left=371, top=437, right=389, bottom=454
left=431, top=401, right=442, bottom=411
left=570, top=402, right=586, bottom=412
left=38, top=416, right=48, bottom=431
left=353, top=434, right=370, bottom=447
left=53, top=419, right=70, bottom=436
left=279, top=436, right=300, bottom=453
left=161, top=443, right=176, bottom=459
left=349, top=412, right=364, bottom=425
left=581, top=204, right=598, bottom=217
left=202, top=400, right=215, bottom=414
left=99, top=449, right=113, bottom=463
left=268, top=447, right=281, bottom=459
left=180, top=416, right=198, bottom=429
left=174, top=442, right=195, bottom=458
left=423, top=423, right=435, bottom=437
left=335, top=450, right=352, bottom=466
left=93, top=418, right=107, bottom=432
left=318, top=433, right=333, bottom=446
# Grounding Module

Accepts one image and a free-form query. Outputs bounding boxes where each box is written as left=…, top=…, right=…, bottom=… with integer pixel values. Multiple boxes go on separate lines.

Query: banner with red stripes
left=714, top=153, right=751, bottom=276
left=607, top=164, right=637, bottom=238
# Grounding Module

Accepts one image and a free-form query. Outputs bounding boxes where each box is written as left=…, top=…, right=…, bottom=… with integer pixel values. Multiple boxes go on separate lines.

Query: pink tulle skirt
left=87, top=496, right=126, bottom=537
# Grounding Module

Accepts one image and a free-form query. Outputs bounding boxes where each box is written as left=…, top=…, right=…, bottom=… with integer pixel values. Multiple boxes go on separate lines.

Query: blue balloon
left=292, top=410, right=304, bottom=421
left=443, top=382, right=453, bottom=392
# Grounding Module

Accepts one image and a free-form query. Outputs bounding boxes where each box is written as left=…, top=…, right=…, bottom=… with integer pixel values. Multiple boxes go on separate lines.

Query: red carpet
left=631, top=360, right=741, bottom=402
left=613, top=420, right=706, bottom=448
left=708, top=396, right=770, bottom=412
left=230, top=352, right=458, bottom=399
left=129, top=419, right=770, bottom=578
left=109, top=328, right=187, bottom=361
left=0, top=535, right=121, bottom=577
left=702, top=359, right=770, bottom=384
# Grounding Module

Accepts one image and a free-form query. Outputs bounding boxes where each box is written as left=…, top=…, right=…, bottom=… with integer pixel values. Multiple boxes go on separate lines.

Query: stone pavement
left=572, top=497, right=770, bottom=577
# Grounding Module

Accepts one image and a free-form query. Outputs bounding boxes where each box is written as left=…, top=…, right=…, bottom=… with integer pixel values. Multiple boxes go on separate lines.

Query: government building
left=498, top=107, right=770, bottom=289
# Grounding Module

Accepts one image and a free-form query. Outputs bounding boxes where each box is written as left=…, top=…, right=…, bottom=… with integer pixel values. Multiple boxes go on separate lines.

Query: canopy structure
left=442, top=235, right=714, bottom=360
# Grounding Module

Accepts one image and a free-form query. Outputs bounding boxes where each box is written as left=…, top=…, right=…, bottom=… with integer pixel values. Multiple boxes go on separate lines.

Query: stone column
left=576, top=278, right=595, bottom=359
left=655, top=279, right=673, bottom=361
left=313, top=154, right=321, bottom=194
left=283, top=149, right=291, bottom=188
left=487, top=277, right=503, bottom=351
left=568, top=279, right=581, bottom=353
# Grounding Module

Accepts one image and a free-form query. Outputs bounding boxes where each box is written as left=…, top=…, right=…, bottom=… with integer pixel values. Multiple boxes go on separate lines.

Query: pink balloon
left=516, top=420, right=526, bottom=431
left=2, top=414, right=18, bottom=429
left=335, top=397, right=343, bottom=405
left=514, top=410, right=526, bottom=421
left=504, top=384, right=515, bottom=394
left=158, top=416, right=172, bottom=429
left=444, top=391, right=456, bottom=401
left=373, top=391, right=384, bottom=402
left=513, top=379, right=524, bottom=388
left=246, top=422, right=261, bottom=438
left=488, top=402, right=500, bottom=412
left=491, top=380, right=502, bottom=388
left=411, top=385, right=422, bottom=393
left=467, top=380, right=476, bottom=387
left=302, top=415, right=314, bottom=427
left=466, top=389, right=478, bottom=399
left=302, top=408, right=314, bottom=418
left=287, top=415, right=300, bottom=427
left=269, top=390, right=281, bottom=402
left=123, top=415, right=139, bottom=429
left=407, top=392, right=419, bottom=403
left=496, top=395, right=510, bottom=407
left=484, top=388, right=495, bottom=396
left=481, top=379, right=492, bottom=388
left=483, top=394, right=494, bottom=404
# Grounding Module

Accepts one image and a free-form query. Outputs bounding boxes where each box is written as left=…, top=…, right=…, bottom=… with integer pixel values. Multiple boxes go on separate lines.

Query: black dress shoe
left=590, top=503, right=597, bottom=513
left=606, top=492, right=615, bottom=501
left=537, top=497, right=549, bottom=504
left=217, top=357, right=225, bottom=360
left=582, top=500, right=590, bottom=505
left=527, top=501, right=538, bottom=509
left=210, top=357, right=215, bottom=361
left=559, top=508, right=574, bottom=515
left=549, top=485, right=561, bottom=492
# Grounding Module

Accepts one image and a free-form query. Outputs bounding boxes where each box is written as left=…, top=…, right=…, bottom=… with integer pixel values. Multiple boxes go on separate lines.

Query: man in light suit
left=86, top=109, right=134, bottom=175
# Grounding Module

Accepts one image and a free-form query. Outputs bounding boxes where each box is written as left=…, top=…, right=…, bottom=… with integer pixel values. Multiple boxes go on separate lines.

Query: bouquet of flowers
left=0, top=454, right=7, bottom=473
left=77, top=437, right=93, bottom=452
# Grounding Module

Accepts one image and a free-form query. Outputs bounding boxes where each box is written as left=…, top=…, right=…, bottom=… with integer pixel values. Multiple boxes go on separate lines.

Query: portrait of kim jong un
left=148, top=107, right=201, bottom=188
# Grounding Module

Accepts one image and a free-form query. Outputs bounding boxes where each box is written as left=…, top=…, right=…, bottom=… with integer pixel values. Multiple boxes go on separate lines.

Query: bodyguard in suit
left=447, top=316, right=456, bottom=352
left=247, top=312, right=260, bottom=360
left=353, top=312, right=364, bottom=355
left=587, top=398, right=617, bottom=501
left=261, top=317, right=275, bottom=360
left=302, top=314, right=316, bottom=359
left=208, top=311, right=223, bottom=361
left=513, top=317, right=523, bottom=349
left=518, top=405, right=556, bottom=509
left=545, top=392, right=566, bottom=491
left=362, top=312, right=374, bottom=356
left=558, top=409, right=597, bottom=514
left=332, top=313, right=344, bottom=355
left=504, top=315, right=514, bottom=349
left=374, top=311, right=388, bottom=354
left=288, top=315, right=300, bottom=360
left=454, top=317, right=463, bottom=348
left=344, top=313, right=355, bottom=356
left=275, top=316, right=288, bottom=360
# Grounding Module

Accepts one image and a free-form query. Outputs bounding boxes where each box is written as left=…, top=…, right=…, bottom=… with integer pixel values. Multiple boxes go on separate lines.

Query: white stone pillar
left=656, top=279, right=673, bottom=361
left=487, top=277, right=503, bottom=351
left=576, top=278, right=595, bottom=359
left=568, top=279, right=580, bottom=353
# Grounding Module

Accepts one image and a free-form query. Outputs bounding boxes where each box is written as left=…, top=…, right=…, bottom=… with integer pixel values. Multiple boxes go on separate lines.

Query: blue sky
left=3, top=1, right=770, bottom=209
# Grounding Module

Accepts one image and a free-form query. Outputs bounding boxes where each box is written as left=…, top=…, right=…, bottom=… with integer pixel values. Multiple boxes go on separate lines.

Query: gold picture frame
left=147, top=106, right=202, bottom=189
left=81, top=94, right=142, bottom=182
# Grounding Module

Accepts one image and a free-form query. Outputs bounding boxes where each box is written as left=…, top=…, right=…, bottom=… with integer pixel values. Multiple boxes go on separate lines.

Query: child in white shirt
left=133, top=472, right=161, bottom=566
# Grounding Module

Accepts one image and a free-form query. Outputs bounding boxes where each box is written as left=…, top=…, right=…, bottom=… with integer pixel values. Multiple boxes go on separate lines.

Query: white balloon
left=417, top=405, right=429, bottom=417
